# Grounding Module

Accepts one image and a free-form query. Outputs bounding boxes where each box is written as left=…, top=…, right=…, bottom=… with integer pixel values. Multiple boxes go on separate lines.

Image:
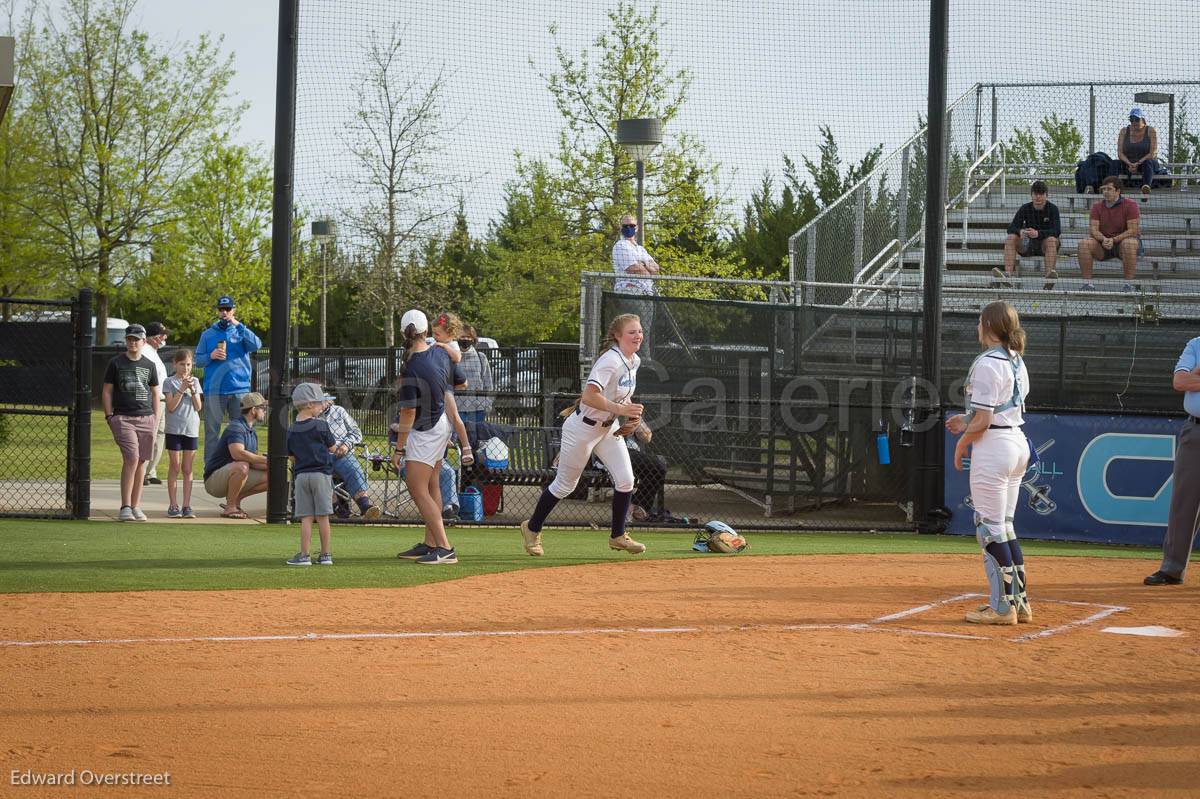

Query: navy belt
left=988, top=424, right=1021, bottom=429
left=576, top=407, right=614, bottom=427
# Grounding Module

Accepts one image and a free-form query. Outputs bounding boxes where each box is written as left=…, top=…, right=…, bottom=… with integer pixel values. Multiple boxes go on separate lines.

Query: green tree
left=22, top=0, right=235, bottom=343
left=1006, top=113, right=1084, bottom=172
left=483, top=0, right=745, bottom=342
left=132, top=137, right=283, bottom=340
left=479, top=161, right=584, bottom=344
left=342, top=22, right=461, bottom=347
left=0, top=1, right=51, bottom=311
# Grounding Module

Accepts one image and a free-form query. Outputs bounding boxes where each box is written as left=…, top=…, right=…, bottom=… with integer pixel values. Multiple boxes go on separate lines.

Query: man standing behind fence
left=1144, top=335, right=1200, bottom=586
left=612, top=214, right=659, bottom=356
left=101, top=324, right=161, bottom=522
left=141, top=321, right=170, bottom=485
left=195, top=295, right=262, bottom=463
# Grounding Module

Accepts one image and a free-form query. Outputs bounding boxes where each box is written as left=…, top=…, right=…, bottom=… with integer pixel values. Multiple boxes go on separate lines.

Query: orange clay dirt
left=1, top=554, right=1198, bottom=798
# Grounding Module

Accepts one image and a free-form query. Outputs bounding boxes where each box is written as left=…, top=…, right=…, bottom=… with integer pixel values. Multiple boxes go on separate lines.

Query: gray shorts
left=293, top=471, right=333, bottom=518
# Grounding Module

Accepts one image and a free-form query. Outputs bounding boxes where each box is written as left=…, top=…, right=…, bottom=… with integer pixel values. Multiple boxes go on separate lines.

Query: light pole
left=311, top=219, right=337, bottom=349
left=616, top=118, right=663, bottom=245
left=1134, top=91, right=1175, bottom=164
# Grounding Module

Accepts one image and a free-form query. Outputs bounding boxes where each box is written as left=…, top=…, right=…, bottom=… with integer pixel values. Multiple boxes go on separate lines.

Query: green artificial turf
left=0, top=519, right=1161, bottom=594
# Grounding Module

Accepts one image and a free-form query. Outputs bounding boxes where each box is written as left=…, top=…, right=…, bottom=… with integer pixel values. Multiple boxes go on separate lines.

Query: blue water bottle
left=875, top=420, right=891, bottom=465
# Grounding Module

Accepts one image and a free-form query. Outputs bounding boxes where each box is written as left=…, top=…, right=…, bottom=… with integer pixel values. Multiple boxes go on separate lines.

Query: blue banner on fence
left=945, top=412, right=1183, bottom=546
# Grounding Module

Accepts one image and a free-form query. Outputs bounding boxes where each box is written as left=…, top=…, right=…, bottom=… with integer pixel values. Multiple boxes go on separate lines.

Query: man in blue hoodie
left=195, top=295, right=263, bottom=463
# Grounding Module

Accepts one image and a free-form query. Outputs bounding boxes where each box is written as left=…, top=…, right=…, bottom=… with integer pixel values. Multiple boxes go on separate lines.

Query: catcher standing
left=519, top=314, right=647, bottom=556
left=946, top=301, right=1033, bottom=625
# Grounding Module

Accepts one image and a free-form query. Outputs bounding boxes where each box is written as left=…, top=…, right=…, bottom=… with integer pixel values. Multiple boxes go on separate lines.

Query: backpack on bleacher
left=1075, top=151, right=1117, bottom=193
left=1152, top=162, right=1173, bottom=189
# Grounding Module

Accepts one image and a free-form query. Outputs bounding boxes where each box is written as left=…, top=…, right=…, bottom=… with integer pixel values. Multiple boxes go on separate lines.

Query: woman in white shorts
left=391, top=309, right=467, bottom=566
left=519, top=313, right=647, bottom=557
left=946, top=300, right=1034, bottom=625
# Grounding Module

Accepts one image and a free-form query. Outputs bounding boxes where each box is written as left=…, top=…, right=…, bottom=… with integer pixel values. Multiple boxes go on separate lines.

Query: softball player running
left=946, top=301, right=1033, bottom=625
left=519, top=314, right=647, bottom=556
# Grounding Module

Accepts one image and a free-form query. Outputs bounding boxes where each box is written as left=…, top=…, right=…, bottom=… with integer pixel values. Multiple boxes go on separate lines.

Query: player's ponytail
left=979, top=300, right=1026, bottom=356
left=399, top=321, right=426, bottom=376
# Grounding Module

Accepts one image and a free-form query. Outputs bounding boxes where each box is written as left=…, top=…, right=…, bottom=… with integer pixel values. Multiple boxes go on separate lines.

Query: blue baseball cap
left=1129, top=107, right=1146, bottom=121
left=216, top=295, right=235, bottom=309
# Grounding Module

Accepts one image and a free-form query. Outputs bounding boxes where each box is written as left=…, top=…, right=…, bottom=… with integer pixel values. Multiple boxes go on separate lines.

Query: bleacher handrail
left=787, top=83, right=982, bottom=285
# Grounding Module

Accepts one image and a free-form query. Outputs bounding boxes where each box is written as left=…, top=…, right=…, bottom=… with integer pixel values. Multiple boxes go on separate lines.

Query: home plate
left=1101, top=625, right=1185, bottom=638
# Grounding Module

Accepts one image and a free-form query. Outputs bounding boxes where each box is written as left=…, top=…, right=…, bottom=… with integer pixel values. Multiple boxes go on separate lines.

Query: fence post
left=973, top=84, right=982, bottom=164
left=990, top=86, right=997, bottom=145
left=853, top=184, right=866, bottom=283
left=1088, top=85, right=1096, bottom=155
left=70, top=288, right=93, bottom=519
left=898, top=144, right=910, bottom=257
left=805, top=233, right=816, bottom=305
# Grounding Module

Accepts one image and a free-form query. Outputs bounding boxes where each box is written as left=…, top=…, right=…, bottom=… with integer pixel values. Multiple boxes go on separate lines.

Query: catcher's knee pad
left=974, top=513, right=1006, bottom=547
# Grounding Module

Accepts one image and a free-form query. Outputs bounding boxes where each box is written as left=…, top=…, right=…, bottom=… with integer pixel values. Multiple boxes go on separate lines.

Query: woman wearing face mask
left=611, top=214, right=659, bottom=357
left=454, top=325, right=494, bottom=450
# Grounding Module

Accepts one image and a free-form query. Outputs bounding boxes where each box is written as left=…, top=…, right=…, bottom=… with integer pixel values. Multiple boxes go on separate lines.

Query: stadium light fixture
left=311, top=219, right=337, bottom=349
left=616, top=118, right=663, bottom=246
left=0, top=37, right=14, bottom=125
left=1134, top=91, right=1175, bottom=164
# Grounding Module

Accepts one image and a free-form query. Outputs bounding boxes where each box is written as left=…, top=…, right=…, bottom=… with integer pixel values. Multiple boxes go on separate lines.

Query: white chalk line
left=0, top=596, right=1130, bottom=650
left=869, top=593, right=1129, bottom=643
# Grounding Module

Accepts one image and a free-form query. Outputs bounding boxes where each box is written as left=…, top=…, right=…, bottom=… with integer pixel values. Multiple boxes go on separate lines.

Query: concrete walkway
left=90, top=479, right=269, bottom=524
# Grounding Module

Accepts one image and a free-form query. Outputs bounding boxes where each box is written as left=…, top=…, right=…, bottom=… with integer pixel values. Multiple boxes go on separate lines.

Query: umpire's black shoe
left=1143, top=570, right=1183, bottom=586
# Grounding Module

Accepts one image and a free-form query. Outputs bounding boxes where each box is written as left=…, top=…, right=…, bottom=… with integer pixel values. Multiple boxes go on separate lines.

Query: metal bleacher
left=781, top=80, right=1200, bottom=414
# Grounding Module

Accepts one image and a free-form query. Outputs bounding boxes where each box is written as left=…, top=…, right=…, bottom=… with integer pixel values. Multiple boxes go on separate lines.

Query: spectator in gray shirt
left=455, top=325, right=494, bottom=448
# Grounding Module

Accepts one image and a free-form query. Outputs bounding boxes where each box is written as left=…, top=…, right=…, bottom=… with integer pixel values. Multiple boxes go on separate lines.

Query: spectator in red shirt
left=1076, top=176, right=1141, bottom=292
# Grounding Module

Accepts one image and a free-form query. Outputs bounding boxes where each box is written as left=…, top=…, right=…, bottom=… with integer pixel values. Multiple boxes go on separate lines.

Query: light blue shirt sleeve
left=1177, top=337, right=1200, bottom=417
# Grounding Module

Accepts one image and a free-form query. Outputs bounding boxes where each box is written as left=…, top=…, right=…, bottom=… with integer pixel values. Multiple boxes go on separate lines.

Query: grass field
left=0, top=409, right=188, bottom=480
left=0, top=519, right=1160, bottom=594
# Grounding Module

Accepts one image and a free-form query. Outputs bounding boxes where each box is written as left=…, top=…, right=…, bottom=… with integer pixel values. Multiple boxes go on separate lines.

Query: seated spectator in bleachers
left=1077, top=176, right=1141, bottom=292
left=992, top=180, right=1061, bottom=290
left=1117, top=107, right=1159, bottom=196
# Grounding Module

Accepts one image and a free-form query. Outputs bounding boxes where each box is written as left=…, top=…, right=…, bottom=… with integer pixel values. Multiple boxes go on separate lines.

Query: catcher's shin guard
left=976, top=514, right=1015, bottom=615
left=1006, top=519, right=1031, bottom=620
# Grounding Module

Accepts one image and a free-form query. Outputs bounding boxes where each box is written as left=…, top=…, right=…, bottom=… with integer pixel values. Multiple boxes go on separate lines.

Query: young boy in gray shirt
left=286, top=383, right=337, bottom=566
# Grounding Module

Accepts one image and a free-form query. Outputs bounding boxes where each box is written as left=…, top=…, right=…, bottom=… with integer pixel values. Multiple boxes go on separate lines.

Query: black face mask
left=457, top=339, right=474, bottom=350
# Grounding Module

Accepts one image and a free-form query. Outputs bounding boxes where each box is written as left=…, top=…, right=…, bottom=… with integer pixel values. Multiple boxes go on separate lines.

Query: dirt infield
left=1, top=554, right=1198, bottom=798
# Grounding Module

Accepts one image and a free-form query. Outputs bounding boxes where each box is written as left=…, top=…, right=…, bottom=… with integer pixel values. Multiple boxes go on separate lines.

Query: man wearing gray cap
left=202, top=391, right=269, bottom=519
left=101, top=325, right=161, bottom=521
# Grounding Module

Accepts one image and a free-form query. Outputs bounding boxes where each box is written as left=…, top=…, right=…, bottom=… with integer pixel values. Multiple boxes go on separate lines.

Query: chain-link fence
left=791, top=81, right=1200, bottom=310
left=0, top=294, right=92, bottom=519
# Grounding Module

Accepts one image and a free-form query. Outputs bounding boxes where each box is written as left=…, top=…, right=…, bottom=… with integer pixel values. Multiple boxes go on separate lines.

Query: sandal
left=220, top=508, right=249, bottom=520
left=460, top=448, right=474, bottom=466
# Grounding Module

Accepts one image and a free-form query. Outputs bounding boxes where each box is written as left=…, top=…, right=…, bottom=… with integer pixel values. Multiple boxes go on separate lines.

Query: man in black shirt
left=101, top=324, right=162, bottom=521
left=993, top=181, right=1062, bottom=290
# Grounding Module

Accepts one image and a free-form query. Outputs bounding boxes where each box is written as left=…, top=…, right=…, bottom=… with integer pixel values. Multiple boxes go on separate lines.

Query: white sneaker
left=608, top=534, right=646, bottom=555
left=965, top=606, right=1017, bottom=625
left=519, top=520, right=544, bottom=556
left=118, top=505, right=136, bottom=522
left=131, top=507, right=148, bottom=521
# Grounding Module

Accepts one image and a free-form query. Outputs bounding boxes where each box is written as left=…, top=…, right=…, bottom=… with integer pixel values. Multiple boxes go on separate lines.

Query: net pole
left=918, top=0, right=948, bottom=532
left=70, top=288, right=93, bottom=520
left=267, top=0, right=299, bottom=525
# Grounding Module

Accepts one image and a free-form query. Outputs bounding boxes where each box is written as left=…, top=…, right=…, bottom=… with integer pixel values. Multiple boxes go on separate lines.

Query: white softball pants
left=969, top=428, right=1030, bottom=542
left=548, top=413, right=635, bottom=498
